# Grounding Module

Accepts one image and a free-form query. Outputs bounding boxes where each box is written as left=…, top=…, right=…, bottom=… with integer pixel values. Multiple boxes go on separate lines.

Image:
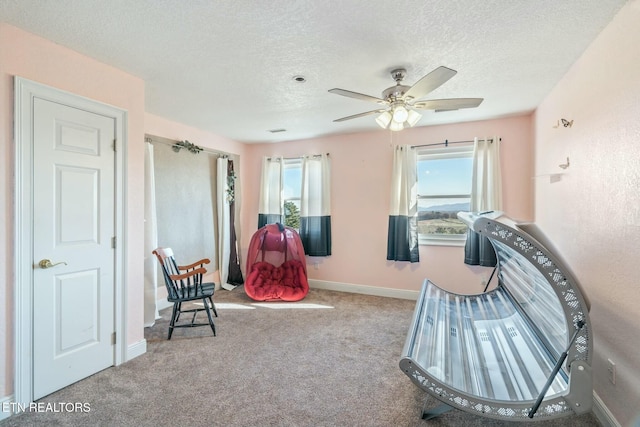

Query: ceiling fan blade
left=404, top=66, right=457, bottom=100
left=412, top=98, right=484, bottom=111
left=328, top=88, right=387, bottom=104
left=333, top=109, right=387, bottom=122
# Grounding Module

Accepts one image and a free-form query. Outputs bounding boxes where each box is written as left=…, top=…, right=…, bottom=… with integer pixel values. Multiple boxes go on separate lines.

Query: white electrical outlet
left=607, top=359, right=616, bottom=384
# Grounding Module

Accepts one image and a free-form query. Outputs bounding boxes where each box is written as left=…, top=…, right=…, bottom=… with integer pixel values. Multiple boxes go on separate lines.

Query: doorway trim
left=13, top=77, right=128, bottom=405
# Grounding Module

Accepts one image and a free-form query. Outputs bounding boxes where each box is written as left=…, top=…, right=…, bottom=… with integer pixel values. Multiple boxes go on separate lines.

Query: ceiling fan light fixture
left=389, top=121, right=404, bottom=132
left=406, top=109, right=422, bottom=127
left=375, top=111, right=392, bottom=129
left=392, top=105, right=409, bottom=123
left=329, top=66, right=482, bottom=132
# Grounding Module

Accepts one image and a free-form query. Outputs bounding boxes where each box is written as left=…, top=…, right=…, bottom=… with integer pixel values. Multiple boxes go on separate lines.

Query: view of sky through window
left=418, top=156, right=472, bottom=208
left=283, top=165, right=301, bottom=200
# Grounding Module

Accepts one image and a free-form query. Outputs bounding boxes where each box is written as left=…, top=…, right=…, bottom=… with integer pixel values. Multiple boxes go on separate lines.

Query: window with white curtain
left=417, top=145, right=473, bottom=246
left=259, top=154, right=331, bottom=256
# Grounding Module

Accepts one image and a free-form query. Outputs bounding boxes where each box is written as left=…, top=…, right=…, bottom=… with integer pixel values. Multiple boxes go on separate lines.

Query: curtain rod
left=411, top=137, right=501, bottom=149
left=144, top=135, right=231, bottom=158
left=266, top=153, right=330, bottom=161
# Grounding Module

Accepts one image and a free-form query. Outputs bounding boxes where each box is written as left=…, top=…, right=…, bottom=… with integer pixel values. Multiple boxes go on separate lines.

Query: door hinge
left=112, top=138, right=117, bottom=152
left=111, top=332, right=116, bottom=345
left=111, top=236, right=116, bottom=249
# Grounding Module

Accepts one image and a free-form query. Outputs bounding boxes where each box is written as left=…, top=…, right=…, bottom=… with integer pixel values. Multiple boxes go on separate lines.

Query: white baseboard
left=0, top=394, right=14, bottom=421
left=156, top=281, right=420, bottom=302
left=156, top=298, right=171, bottom=312
left=308, top=279, right=420, bottom=300
left=127, top=339, right=147, bottom=361
left=593, top=391, right=621, bottom=427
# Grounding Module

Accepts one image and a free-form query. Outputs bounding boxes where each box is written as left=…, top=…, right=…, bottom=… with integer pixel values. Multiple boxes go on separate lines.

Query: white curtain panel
left=300, top=153, right=332, bottom=256
left=258, top=156, right=283, bottom=227
left=387, top=145, right=419, bottom=262
left=143, top=142, right=159, bottom=326
left=301, top=154, right=331, bottom=217
left=217, top=157, right=232, bottom=289
left=465, top=136, right=502, bottom=266
left=470, top=137, right=503, bottom=211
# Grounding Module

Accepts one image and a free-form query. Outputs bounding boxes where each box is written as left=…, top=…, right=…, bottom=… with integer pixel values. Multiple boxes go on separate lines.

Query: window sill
left=419, top=235, right=466, bottom=247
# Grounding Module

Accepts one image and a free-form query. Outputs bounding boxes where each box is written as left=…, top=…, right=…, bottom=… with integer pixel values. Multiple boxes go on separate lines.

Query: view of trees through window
left=284, top=200, right=300, bottom=229
left=417, top=148, right=473, bottom=237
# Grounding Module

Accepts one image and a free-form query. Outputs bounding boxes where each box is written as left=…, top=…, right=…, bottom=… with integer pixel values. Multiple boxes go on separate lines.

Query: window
left=259, top=154, right=331, bottom=256
left=283, top=158, right=302, bottom=229
left=417, top=145, right=473, bottom=246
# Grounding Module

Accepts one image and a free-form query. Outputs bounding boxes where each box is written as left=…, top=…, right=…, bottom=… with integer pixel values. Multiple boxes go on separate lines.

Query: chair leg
left=175, top=302, right=182, bottom=323
left=208, top=296, right=218, bottom=317
left=168, top=302, right=179, bottom=340
left=202, top=298, right=216, bottom=337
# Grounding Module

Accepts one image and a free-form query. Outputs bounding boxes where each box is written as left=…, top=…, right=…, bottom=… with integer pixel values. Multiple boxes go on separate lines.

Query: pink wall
left=533, top=1, right=640, bottom=425
left=145, top=112, right=246, bottom=157
left=0, top=23, right=146, bottom=397
left=144, top=112, right=248, bottom=295
left=241, top=115, right=534, bottom=296
left=145, top=111, right=248, bottom=248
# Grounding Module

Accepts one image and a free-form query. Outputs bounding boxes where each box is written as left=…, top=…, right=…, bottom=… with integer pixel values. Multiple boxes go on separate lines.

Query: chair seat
left=168, top=284, right=214, bottom=302
left=201, top=282, right=216, bottom=293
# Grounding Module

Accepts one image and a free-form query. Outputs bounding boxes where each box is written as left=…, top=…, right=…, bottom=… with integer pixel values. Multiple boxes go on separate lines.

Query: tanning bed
left=400, top=212, right=592, bottom=422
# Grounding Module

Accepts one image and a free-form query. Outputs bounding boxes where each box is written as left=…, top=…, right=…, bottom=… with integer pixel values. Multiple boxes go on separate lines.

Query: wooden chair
left=152, top=247, right=218, bottom=339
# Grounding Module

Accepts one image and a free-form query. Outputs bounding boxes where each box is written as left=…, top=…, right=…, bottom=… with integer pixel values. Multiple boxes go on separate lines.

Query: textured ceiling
left=0, top=0, right=628, bottom=143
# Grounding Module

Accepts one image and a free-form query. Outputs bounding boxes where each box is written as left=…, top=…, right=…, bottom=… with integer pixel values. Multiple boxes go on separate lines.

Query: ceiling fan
left=329, top=66, right=483, bottom=131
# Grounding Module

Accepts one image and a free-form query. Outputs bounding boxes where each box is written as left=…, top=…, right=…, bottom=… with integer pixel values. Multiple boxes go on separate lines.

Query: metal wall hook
left=553, top=119, right=574, bottom=128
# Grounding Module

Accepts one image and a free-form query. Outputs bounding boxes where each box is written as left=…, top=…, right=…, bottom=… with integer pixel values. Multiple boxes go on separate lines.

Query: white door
left=32, top=97, right=116, bottom=399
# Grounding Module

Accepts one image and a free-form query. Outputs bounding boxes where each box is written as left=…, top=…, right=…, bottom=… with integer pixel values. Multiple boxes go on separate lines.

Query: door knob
left=39, top=259, right=67, bottom=269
